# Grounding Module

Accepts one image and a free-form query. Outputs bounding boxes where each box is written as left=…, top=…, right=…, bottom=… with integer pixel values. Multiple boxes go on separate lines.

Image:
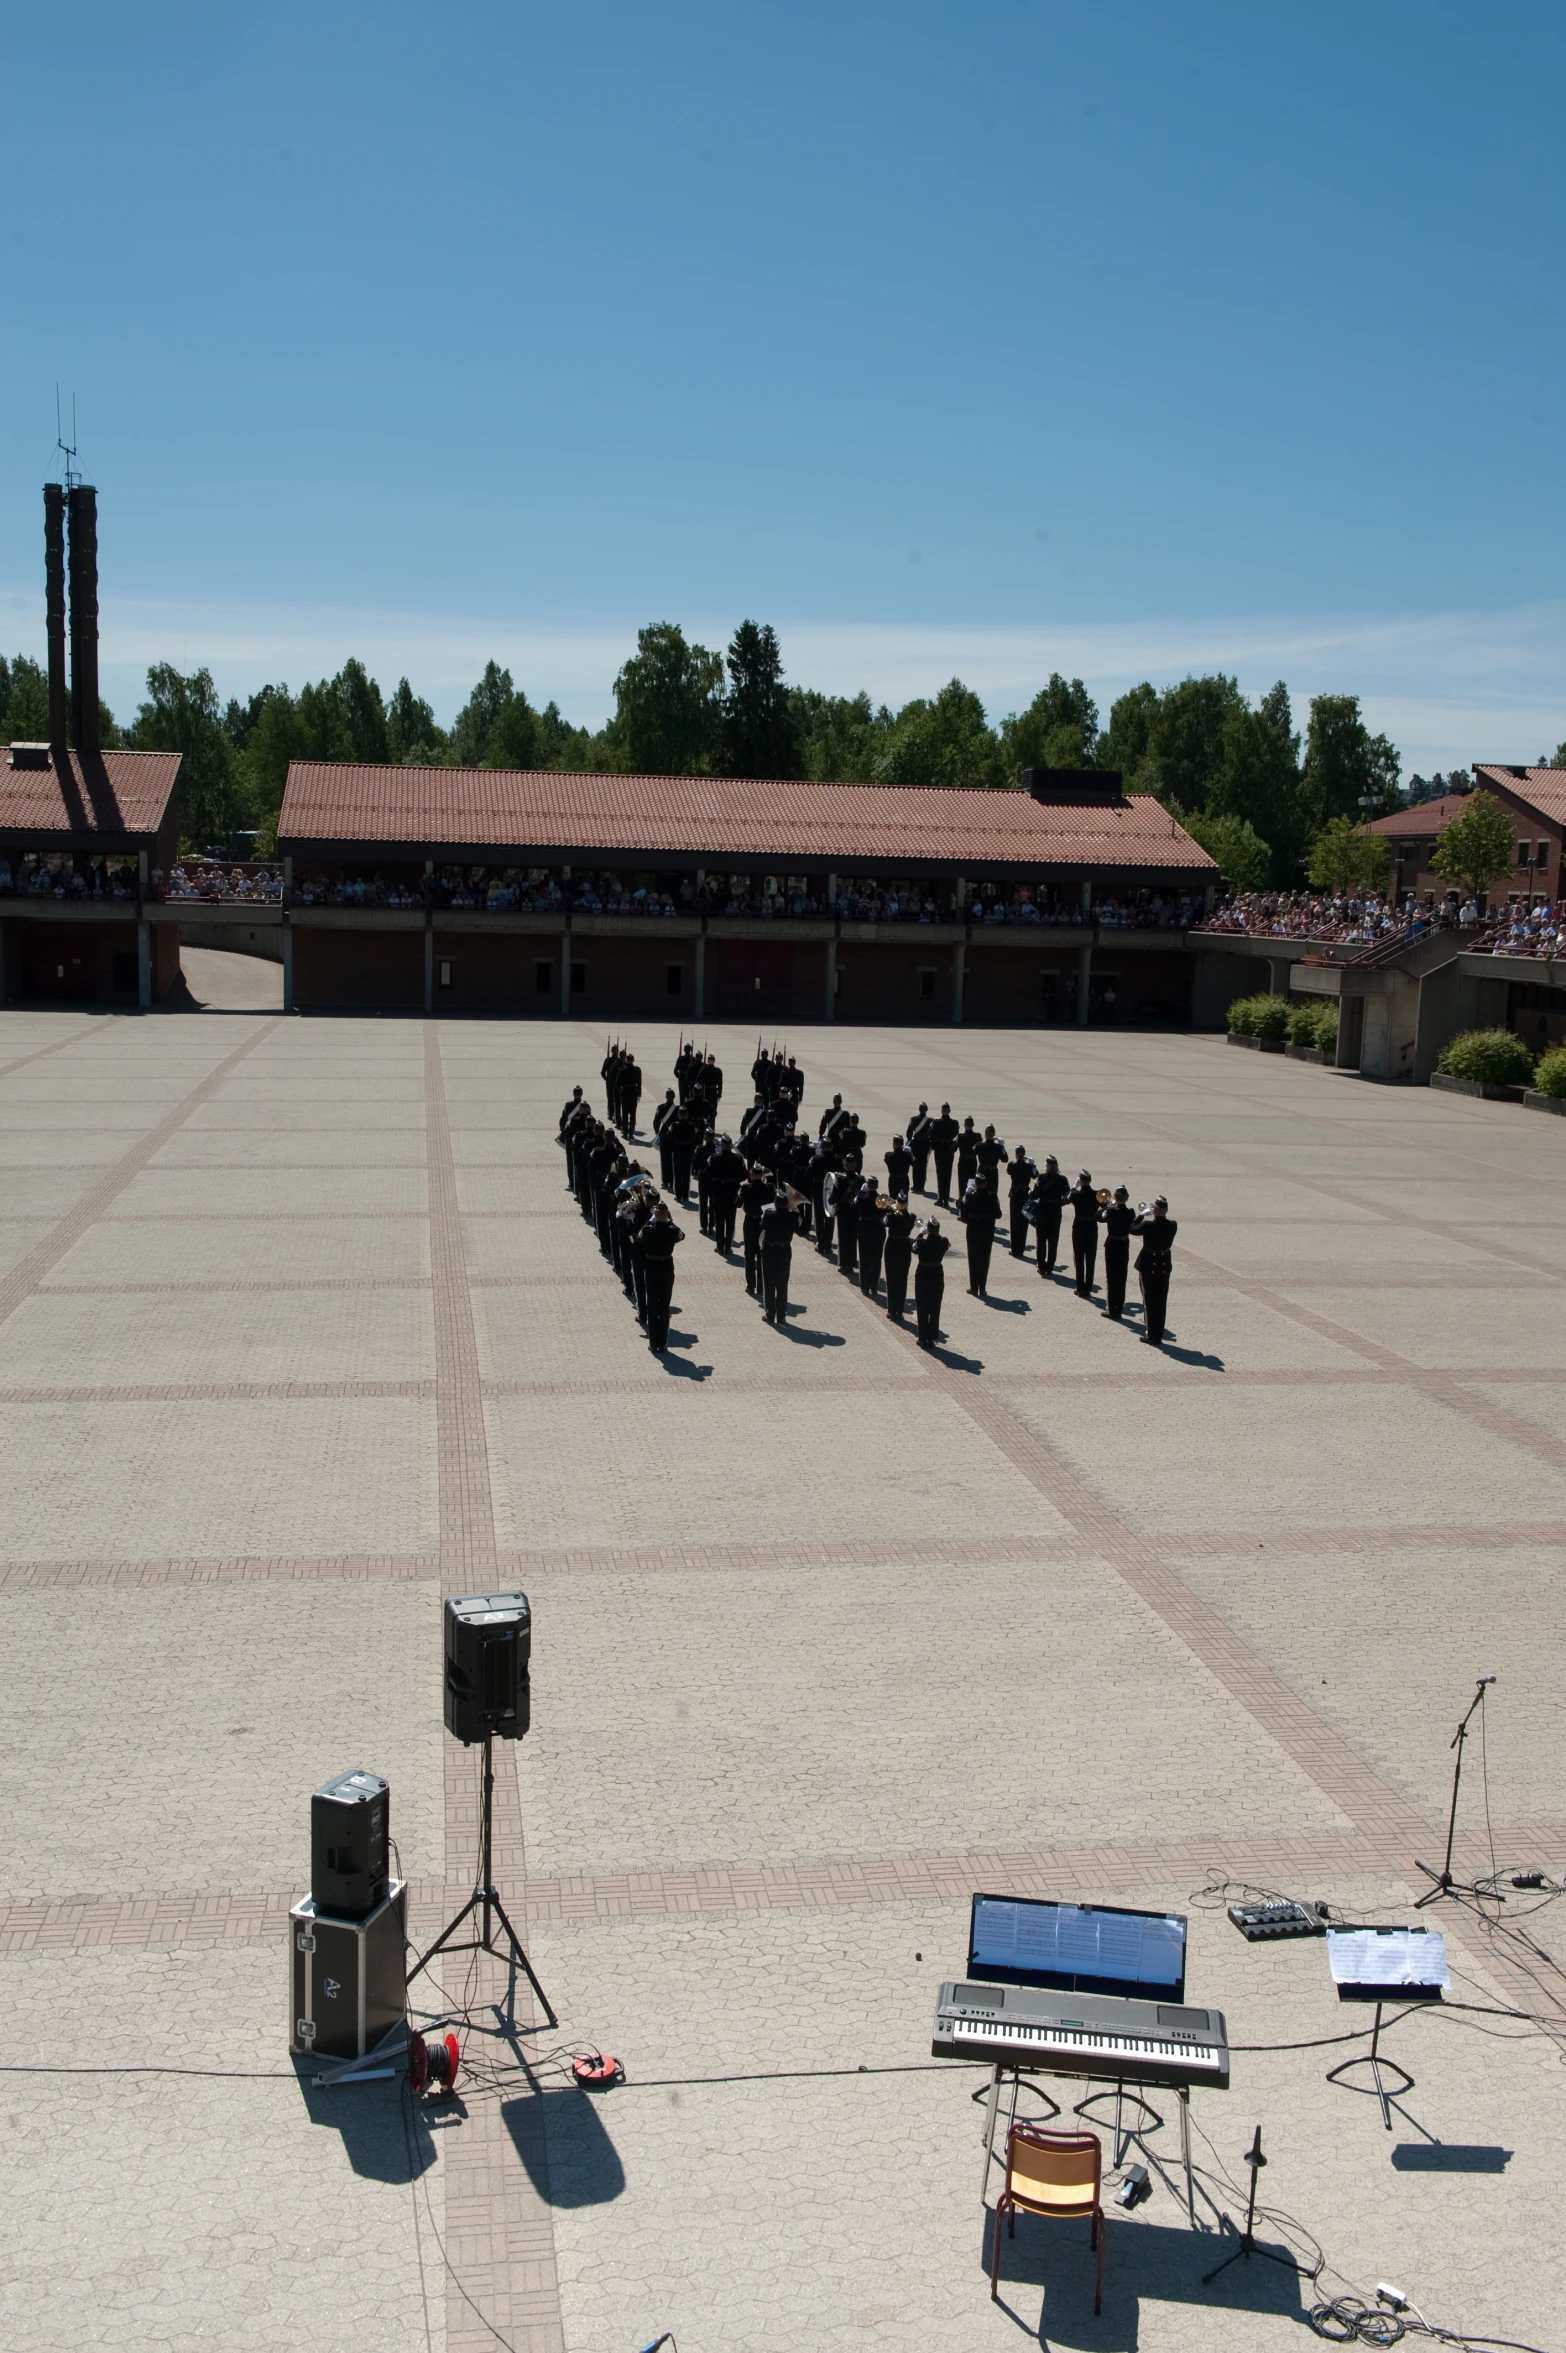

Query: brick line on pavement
left=0, top=1379, right=434, bottom=1406
left=0, top=1552, right=437, bottom=1589
left=10, top=1819, right=1564, bottom=1951
left=0, top=1020, right=281, bottom=1334
left=0, top=1015, right=115, bottom=1080
left=1179, top=1247, right=1566, bottom=1474
left=426, top=1023, right=563, bottom=2353
left=33, top=1277, right=433, bottom=1295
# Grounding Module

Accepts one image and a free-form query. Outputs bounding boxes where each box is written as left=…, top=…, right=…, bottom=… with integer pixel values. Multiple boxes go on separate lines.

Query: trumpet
left=1095, top=1187, right=1113, bottom=1206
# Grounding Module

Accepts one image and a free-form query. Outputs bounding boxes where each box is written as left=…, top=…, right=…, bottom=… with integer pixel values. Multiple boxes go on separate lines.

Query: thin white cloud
left=3, top=587, right=1561, bottom=776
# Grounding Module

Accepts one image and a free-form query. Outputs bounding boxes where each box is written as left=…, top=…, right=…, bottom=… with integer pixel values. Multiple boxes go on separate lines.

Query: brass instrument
left=1095, top=1186, right=1113, bottom=1206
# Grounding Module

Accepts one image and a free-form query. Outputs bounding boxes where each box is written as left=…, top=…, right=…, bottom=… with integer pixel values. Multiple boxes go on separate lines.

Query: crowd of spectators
left=161, top=862, right=284, bottom=904
left=1195, top=890, right=1486, bottom=947
left=282, top=865, right=1206, bottom=928
left=0, top=853, right=141, bottom=901
left=1468, top=900, right=1566, bottom=959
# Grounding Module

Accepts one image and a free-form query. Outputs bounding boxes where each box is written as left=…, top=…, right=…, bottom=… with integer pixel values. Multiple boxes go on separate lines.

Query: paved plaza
left=1, top=990, right=1563, bottom=2353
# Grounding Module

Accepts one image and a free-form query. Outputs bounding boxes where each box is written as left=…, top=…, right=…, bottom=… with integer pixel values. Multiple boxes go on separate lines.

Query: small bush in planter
left=1287, top=1004, right=1322, bottom=1047
left=1227, top=995, right=1261, bottom=1035
left=1250, top=994, right=1291, bottom=1042
left=1533, top=1046, right=1566, bottom=1099
left=1312, top=1008, right=1338, bottom=1059
left=1437, top=1029, right=1535, bottom=1087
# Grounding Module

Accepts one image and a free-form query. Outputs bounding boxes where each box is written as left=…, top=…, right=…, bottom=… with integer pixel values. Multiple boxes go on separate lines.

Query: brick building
left=0, top=744, right=183, bottom=1006
left=275, top=761, right=1218, bottom=1022
left=1364, top=767, right=1565, bottom=906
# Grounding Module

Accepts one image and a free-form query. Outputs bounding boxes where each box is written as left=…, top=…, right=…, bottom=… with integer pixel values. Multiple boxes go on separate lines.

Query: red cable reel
left=409, top=2031, right=461, bottom=2096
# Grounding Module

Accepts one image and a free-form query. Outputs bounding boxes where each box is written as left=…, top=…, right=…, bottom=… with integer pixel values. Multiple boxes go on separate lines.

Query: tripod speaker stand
left=407, top=1731, right=556, bottom=2029
left=1416, top=1676, right=1495, bottom=1909
left=1202, top=2126, right=1300, bottom=2288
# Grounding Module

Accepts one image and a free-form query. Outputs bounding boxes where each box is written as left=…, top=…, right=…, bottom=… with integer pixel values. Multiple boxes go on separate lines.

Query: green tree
left=1147, top=675, right=1246, bottom=814
left=1099, top=681, right=1160, bottom=781
left=0, top=653, right=50, bottom=743
left=451, top=661, right=542, bottom=767
left=295, top=657, right=390, bottom=765
left=1181, top=810, right=1272, bottom=893
left=999, top=673, right=1099, bottom=777
left=873, top=678, right=1005, bottom=791
left=790, top=689, right=892, bottom=783
left=612, top=623, right=723, bottom=774
left=1302, top=694, right=1400, bottom=825
left=1207, top=682, right=1304, bottom=880
left=720, top=620, right=803, bottom=778
left=1430, top=787, right=1515, bottom=900
left=536, top=699, right=598, bottom=769
left=386, top=678, right=448, bottom=764
left=1306, top=814, right=1391, bottom=896
left=131, top=663, right=249, bottom=849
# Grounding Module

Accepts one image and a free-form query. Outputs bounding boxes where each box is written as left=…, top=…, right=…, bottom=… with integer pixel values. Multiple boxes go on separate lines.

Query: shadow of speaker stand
left=406, top=1731, right=557, bottom=2033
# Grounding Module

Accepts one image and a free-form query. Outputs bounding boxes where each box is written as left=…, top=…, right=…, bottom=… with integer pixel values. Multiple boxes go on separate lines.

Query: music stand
left=1202, top=2126, right=1299, bottom=2287
left=407, top=1732, right=556, bottom=2030
left=1415, top=1676, right=1495, bottom=1908
left=1324, top=1927, right=1446, bottom=2131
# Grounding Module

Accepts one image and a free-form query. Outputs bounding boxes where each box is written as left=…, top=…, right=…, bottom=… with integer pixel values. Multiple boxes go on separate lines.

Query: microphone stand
left=1415, top=1677, right=1496, bottom=1908
left=1203, top=2126, right=1299, bottom=2287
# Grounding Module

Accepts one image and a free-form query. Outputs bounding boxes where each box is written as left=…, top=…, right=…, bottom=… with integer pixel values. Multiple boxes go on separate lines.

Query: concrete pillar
left=137, top=918, right=152, bottom=1010
left=826, top=871, right=838, bottom=910
left=824, top=934, right=836, bottom=1022
left=283, top=854, right=292, bottom=905
left=1268, top=956, right=1290, bottom=997
left=952, top=939, right=965, bottom=1026
left=423, top=862, right=434, bottom=1014
left=694, top=925, right=706, bottom=1022
left=283, top=919, right=294, bottom=1015
left=560, top=926, right=572, bottom=1016
left=1075, top=942, right=1091, bottom=1028
left=0, top=919, right=6, bottom=1006
left=1080, top=877, right=1092, bottom=918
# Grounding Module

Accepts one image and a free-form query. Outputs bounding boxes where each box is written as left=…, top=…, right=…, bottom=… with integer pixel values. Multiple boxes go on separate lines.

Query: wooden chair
left=990, top=2124, right=1105, bottom=2314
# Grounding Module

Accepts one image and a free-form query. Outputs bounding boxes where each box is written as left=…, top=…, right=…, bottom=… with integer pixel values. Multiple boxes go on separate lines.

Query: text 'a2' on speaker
left=444, top=1591, right=531, bottom=1744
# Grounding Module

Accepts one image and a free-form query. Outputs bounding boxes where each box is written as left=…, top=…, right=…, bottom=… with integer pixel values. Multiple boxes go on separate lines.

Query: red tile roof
left=1472, top=765, right=1566, bottom=829
left=1363, top=795, right=1473, bottom=834
left=0, top=747, right=181, bottom=846
left=278, top=762, right=1219, bottom=876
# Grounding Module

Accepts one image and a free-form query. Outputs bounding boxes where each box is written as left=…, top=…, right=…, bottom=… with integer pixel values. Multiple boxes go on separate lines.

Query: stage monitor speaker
left=444, top=1591, right=531, bottom=1744
left=311, top=1769, right=390, bottom=1921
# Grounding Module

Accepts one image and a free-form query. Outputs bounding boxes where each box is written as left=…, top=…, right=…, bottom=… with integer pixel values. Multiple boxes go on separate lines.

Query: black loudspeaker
left=311, top=1769, right=390, bottom=1920
left=444, top=1591, right=531, bottom=1744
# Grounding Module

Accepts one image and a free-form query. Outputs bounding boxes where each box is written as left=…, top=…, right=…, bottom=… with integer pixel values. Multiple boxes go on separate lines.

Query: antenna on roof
left=55, top=388, right=81, bottom=490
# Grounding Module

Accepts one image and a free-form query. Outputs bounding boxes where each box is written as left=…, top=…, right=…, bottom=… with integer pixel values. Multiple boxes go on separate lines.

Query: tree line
left=3, top=623, right=1562, bottom=888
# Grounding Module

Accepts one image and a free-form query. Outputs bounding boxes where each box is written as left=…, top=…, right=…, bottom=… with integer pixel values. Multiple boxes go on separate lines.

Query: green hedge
left=1286, top=1002, right=1338, bottom=1053
left=1533, top=1046, right=1566, bottom=1099
left=1227, top=992, right=1291, bottom=1040
left=1437, top=1029, right=1536, bottom=1086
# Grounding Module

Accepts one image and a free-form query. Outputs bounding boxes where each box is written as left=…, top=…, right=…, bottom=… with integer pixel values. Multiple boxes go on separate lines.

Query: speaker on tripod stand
left=409, top=1592, right=555, bottom=2027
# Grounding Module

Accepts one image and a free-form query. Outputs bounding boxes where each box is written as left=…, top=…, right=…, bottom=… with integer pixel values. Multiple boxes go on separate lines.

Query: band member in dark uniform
left=758, top=1186, right=803, bottom=1326
left=1029, top=1154, right=1068, bottom=1275
left=675, top=1041, right=697, bottom=1104
left=819, top=1093, right=846, bottom=1139
left=652, top=1089, right=678, bottom=1187
left=913, top=1216, right=949, bottom=1349
left=883, top=1197, right=915, bottom=1318
left=1005, top=1145, right=1035, bottom=1256
left=930, top=1103, right=959, bottom=1205
left=1099, top=1185, right=1135, bottom=1320
left=668, top=1104, right=696, bottom=1202
left=1133, top=1196, right=1177, bottom=1344
left=907, top=1103, right=932, bottom=1193
left=841, top=1109, right=867, bottom=1161
left=963, top=1175, right=1003, bottom=1298
left=623, top=1055, right=642, bottom=1135
left=957, top=1117, right=980, bottom=1197
left=809, top=1135, right=837, bottom=1255
left=559, top=1085, right=585, bottom=1135
left=835, top=1153, right=862, bottom=1280
left=738, top=1163, right=772, bottom=1297
left=637, top=1201, right=683, bottom=1353
left=708, top=1134, right=744, bottom=1252
left=976, top=1123, right=1007, bottom=1186
left=693, top=1126, right=715, bottom=1235
left=884, top=1134, right=913, bottom=1202
left=1069, top=1170, right=1100, bottom=1297
left=780, top=1055, right=804, bottom=1110
left=857, top=1181, right=886, bottom=1297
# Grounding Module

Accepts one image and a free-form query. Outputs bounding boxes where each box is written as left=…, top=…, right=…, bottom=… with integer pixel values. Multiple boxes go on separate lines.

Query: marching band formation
left=559, top=1041, right=1178, bottom=1357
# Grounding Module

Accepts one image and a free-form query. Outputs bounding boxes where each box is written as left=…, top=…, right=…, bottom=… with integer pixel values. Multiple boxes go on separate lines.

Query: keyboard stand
left=979, top=2064, right=1197, bottom=2228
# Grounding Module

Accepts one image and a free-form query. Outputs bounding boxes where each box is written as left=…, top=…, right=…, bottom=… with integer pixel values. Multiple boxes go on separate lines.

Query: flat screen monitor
left=968, top=1894, right=1188, bottom=2003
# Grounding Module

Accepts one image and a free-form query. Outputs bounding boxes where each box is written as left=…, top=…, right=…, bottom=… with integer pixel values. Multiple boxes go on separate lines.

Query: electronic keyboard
left=932, top=1981, right=1230, bottom=2092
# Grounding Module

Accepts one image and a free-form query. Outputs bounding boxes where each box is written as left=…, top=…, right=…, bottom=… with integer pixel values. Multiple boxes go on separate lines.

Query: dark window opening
left=665, top=963, right=684, bottom=996
left=917, top=967, right=935, bottom=1000
left=570, top=960, right=587, bottom=996
left=535, top=959, right=552, bottom=995
left=438, top=958, right=454, bottom=988
left=112, top=952, right=138, bottom=995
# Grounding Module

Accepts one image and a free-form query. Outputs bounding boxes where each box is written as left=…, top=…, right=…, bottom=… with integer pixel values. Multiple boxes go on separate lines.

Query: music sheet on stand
left=1326, top=1928, right=1449, bottom=1991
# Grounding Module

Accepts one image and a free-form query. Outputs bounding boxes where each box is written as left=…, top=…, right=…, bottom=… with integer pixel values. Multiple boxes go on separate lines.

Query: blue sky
left=4, top=0, right=1562, bottom=770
